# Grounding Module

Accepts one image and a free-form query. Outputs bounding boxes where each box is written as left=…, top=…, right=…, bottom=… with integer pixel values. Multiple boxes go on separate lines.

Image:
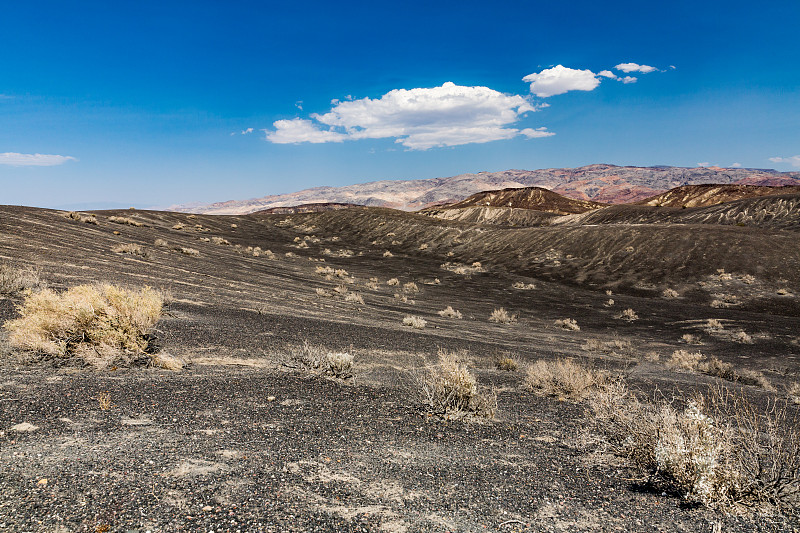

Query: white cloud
left=730, top=162, right=742, bottom=168
left=267, top=82, right=547, bottom=150
left=698, top=162, right=711, bottom=167
left=597, top=70, right=617, bottom=79
left=522, top=65, right=600, bottom=97
left=241, top=127, right=254, bottom=135
left=621, top=76, right=638, bottom=84
left=520, top=127, right=555, bottom=138
left=769, top=155, right=800, bottom=167
left=615, top=62, right=658, bottom=73
left=0, top=152, right=77, bottom=166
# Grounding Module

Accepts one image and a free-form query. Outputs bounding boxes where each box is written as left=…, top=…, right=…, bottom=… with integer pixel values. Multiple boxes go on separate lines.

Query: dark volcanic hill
left=168, top=164, right=800, bottom=215
left=444, top=186, right=606, bottom=214
left=635, top=184, right=800, bottom=208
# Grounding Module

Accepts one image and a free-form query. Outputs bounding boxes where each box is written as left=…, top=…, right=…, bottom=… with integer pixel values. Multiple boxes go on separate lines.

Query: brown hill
left=635, top=184, right=800, bottom=208
left=443, top=186, right=606, bottom=214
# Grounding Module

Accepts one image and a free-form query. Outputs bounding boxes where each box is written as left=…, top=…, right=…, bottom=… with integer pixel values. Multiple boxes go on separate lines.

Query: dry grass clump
left=440, top=262, right=485, bottom=275
left=417, top=349, right=496, bottom=419
left=315, top=266, right=335, bottom=276
left=333, top=284, right=348, bottom=295
left=315, top=288, right=332, bottom=297
left=108, top=216, right=142, bottom=227
left=383, top=250, right=393, bottom=257
left=285, top=341, right=354, bottom=379
left=668, top=349, right=705, bottom=371
left=65, top=211, right=98, bottom=224
left=4, top=284, right=164, bottom=369
left=616, top=308, right=639, bottom=321
left=172, top=223, right=186, bottom=230
left=210, top=236, right=230, bottom=245
left=525, top=358, right=608, bottom=401
left=554, top=318, right=580, bottom=331
left=0, top=263, right=44, bottom=296
left=111, top=243, right=149, bottom=257
left=603, top=298, right=615, bottom=307
left=344, top=292, right=364, bottom=304
left=437, top=306, right=462, bottom=319
left=512, top=281, right=536, bottom=290
left=179, top=247, right=199, bottom=256
left=386, top=278, right=399, bottom=286
left=394, top=294, right=414, bottom=304
left=494, top=355, right=519, bottom=371
left=662, top=288, right=679, bottom=298
left=704, top=318, right=724, bottom=331
left=581, top=338, right=632, bottom=356
left=402, top=315, right=427, bottom=329
left=489, top=308, right=516, bottom=324
left=402, top=282, right=419, bottom=293
left=592, top=385, right=800, bottom=512
left=682, top=333, right=703, bottom=345
left=154, top=238, right=168, bottom=247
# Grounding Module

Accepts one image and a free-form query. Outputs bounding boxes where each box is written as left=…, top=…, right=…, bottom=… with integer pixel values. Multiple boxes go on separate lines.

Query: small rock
left=37, top=478, right=48, bottom=486
left=202, top=505, right=213, bottom=512
left=267, top=396, right=276, bottom=402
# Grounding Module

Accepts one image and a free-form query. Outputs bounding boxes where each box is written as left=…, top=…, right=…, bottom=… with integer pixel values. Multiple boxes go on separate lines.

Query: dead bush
left=512, top=281, right=536, bottom=290
left=402, top=315, right=426, bottom=329
left=179, top=247, right=199, bottom=256
left=387, top=278, right=399, bottom=286
left=344, top=292, right=364, bottom=304
left=154, top=238, right=168, bottom=247
left=438, top=306, right=462, bottom=319
left=112, top=243, right=149, bottom=258
left=662, top=288, right=679, bottom=299
left=494, top=355, right=519, bottom=371
left=616, top=308, right=639, bottom=322
left=524, top=358, right=608, bottom=401
left=417, top=349, right=496, bottom=419
left=592, top=385, right=800, bottom=513
left=554, top=318, right=580, bottom=331
left=108, top=216, right=142, bottom=227
left=489, top=308, right=516, bottom=324
left=65, top=211, right=97, bottom=224
left=284, top=341, right=354, bottom=379
left=210, top=236, right=230, bottom=245
left=0, top=263, right=44, bottom=296
left=668, top=349, right=704, bottom=371
left=4, top=284, right=164, bottom=369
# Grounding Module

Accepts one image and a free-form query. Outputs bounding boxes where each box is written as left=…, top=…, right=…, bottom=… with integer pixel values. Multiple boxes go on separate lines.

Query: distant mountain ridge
left=168, top=164, right=800, bottom=215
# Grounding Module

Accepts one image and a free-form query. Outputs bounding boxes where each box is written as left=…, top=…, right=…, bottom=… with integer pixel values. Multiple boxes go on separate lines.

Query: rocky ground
left=0, top=205, right=798, bottom=531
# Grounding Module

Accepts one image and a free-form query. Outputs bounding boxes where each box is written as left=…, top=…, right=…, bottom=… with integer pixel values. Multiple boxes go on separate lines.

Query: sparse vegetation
left=616, top=308, right=639, bottom=321
left=4, top=283, right=163, bottom=369
left=662, top=288, right=679, bottom=298
left=344, top=292, right=363, bottom=304
left=285, top=341, right=354, bottom=379
left=554, top=318, right=580, bottom=331
left=210, top=236, right=230, bottom=245
left=668, top=349, right=704, bottom=371
left=437, top=306, right=462, bottom=319
left=402, top=282, right=419, bottom=293
left=494, top=355, right=519, bottom=371
left=179, top=247, right=199, bottom=256
left=525, top=358, right=608, bottom=400
left=512, top=281, right=536, bottom=290
left=0, top=263, right=44, bottom=296
left=172, top=223, right=185, bottom=230
left=386, top=278, right=399, bottom=286
left=488, top=307, right=516, bottom=324
left=108, top=216, right=142, bottom=227
left=154, top=238, right=168, bottom=247
left=383, top=250, right=393, bottom=257
left=417, top=349, right=496, bottom=419
left=65, top=211, right=97, bottom=224
left=112, top=243, right=149, bottom=257
left=402, top=315, right=426, bottom=329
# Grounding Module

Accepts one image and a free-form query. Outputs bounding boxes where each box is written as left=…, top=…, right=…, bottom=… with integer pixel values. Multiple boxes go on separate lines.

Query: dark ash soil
left=0, top=205, right=799, bottom=532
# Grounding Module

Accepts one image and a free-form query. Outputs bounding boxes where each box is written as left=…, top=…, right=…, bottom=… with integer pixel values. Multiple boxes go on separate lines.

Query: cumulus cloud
left=621, top=76, right=638, bottom=84
left=266, top=82, right=549, bottom=150
left=615, top=62, right=658, bottom=73
left=0, top=152, right=77, bottom=166
left=769, top=155, right=800, bottom=167
left=597, top=70, right=617, bottom=79
left=730, top=162, right=742, bottom=168
left=522, top=65, right=600, bottom=97
left=241, top=127, right=254, bottom=135
left=697, top=162, right=711, bottom=167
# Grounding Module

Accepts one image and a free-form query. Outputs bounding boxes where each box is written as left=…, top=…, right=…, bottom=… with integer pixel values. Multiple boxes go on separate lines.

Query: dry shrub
left=512, top=281, right=536, bottom=290
left=4, top=284, right=163, bottom=369
left=333, top=284, right=348, bottom=294
left=179, top=247, right=199, bottom=256
left=704, top=319, right=724, bottom=331
left=489, top=308, right=516, bottom=324
left=604, top=298, right=615, bottom=307
left=154, top=238, right=168, bottom=247
left=581, top=338, right=632, bottom=356
left=315, top=266, right=335, bottom=276
left=150, top=352, right=185, bottom=371
left=682, top=333, right=703, bottom=345
left=592, top=385, right=800, bottom=513
left=387, top=278, right=399, bottom=286
left=108, top=216, right=142, bottom=227
left=325, top=352, right=354, bottom=379
left=524, top=358, right=608, bottom=400
left=65, top=211, right=97, bottom=224
left=0, top=263, right=44, bottom=296
left=494, top=355, right=519, bottom=371
left=438, top=306, right=462, bottom=319
left=383, top=250, right=393, bottom=257
left=402, top=282, right=419, bottom=293
left=344, top=292, right=364, bottom=304
left=440, top=262, right=484, bottom=275
left=555, top=318, right=580, bottom=331
left=402, top=315, right=426, bottom=329
left=616, top=308, right=639, bottom=321
left=662, top=288, right=679, bottom=299
left=315, top=288, right=332, bottom=297
left=210, top=236, right=230, bottom=245
left=285, top=341, right=354, bottom=379
left=419, top=243, right=429, bottom=250
left=668, top=349, right=704, bottom=371
left=334, top=269, right=349, bottom=278
left=417, top=349, right=496, bottom=419
left=112, top=243, right=149, bottom=257
left=395, top=294, right=414, bottom=304
left=172, top=223, right=186, bottom=230
left=788, top=383, right=800, bottom=405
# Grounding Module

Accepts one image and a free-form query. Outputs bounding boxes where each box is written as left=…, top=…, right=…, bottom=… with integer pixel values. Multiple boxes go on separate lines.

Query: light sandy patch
left=191, top=356, right=271, bottom=367
left=121, top=416, right=153, bottom=426
left=10, top=422, right=38, bottom=432
left=167, top=459, right=229, bottom=477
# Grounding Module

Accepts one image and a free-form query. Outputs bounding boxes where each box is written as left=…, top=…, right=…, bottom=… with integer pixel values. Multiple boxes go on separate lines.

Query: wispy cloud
left=769, top=155, right=800, bottom=168
left=730, top=162, right=742, bottom=168
left=267, top=82, right=549, bottom=150
left=0, top=152, right=77, bottom=166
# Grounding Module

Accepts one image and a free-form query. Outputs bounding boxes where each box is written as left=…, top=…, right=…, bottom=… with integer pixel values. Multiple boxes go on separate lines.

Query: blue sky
left=1, top=0, right=798, bottom=209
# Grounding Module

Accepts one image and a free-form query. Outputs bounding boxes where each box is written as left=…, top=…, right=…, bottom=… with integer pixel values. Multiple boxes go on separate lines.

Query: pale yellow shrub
left=438, top=306, right=462, bottom=319
left=489, top=308, right=516, bottom=324
left=525, top=358, right=607, bottom=400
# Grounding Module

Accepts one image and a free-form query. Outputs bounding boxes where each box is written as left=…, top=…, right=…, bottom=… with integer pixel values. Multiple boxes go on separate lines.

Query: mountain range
left=168, top=164, right=800, bottom=215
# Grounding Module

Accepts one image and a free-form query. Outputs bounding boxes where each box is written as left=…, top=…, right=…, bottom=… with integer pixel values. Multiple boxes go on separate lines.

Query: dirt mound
left=440, top=186, right=606, bottom=214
